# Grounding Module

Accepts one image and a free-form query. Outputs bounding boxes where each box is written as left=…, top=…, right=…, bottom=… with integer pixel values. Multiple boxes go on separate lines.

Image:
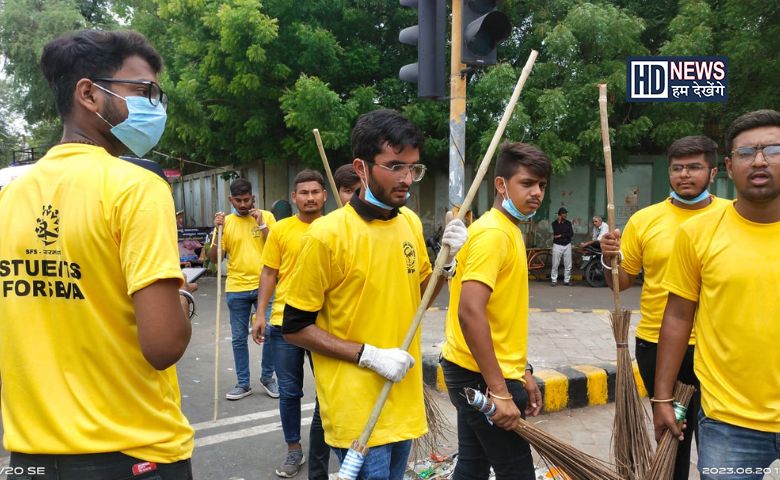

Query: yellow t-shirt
left=442, top=208, right=529, bottom=381
left=261, top=215, right=311, bottom=327
left=621, top=196, right=730, bottom=344
left=0, top=144, right=193, bottom=461
left=662, top=203, right=780, bottom=432
left=214, top=211, right=276, bottom=292
left=285, top=204, right=432, bottom=448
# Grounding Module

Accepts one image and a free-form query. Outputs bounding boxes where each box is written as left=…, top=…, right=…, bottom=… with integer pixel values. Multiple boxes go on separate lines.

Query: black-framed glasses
left=371, top=161, right=427, bottom=182
left=92, top=78, right=168, bottom=108
left=731, top=145, right=780, bottom=164
left=669, top=164, right=708, bottom=175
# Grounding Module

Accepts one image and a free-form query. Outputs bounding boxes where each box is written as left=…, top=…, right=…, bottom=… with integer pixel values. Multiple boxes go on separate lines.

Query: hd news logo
left=627, top=56, right=728, bottom=102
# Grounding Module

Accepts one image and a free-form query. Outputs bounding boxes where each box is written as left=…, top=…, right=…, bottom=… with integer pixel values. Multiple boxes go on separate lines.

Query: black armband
left=282, top=304, right=318, bottom=334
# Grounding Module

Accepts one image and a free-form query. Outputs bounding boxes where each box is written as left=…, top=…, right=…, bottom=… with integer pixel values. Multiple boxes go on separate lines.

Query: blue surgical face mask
left=500, top=178, right=535, bottom=222
left=231, top=206, right=249, bottom=217
left=360, top=160, right=409, bottom=210
left=95, top=84, right=167, bottom=157
left=670, top=189, right=710, bottom=205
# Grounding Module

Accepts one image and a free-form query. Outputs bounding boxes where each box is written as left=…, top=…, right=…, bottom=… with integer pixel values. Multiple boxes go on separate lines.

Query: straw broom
left=643, top=381, right=695, bottom=480
left=465, top=388, right=622, bottom=480
left=334, top=49, right=540, bottom=480
left=313, top=127, right=451, bottom=457
left=598, top=84, right=652, bottom=479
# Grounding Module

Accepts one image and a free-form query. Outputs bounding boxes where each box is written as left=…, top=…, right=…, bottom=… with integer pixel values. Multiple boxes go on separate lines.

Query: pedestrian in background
left=550, top=206, right=573, bottom=286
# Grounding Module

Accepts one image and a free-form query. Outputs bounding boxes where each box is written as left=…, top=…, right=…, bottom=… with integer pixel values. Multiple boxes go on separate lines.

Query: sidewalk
left=420, top=306, right=646, bottom=414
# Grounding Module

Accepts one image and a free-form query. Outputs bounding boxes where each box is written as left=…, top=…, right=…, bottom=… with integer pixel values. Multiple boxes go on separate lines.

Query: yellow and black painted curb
left=423, top=356, right=647, bottom=414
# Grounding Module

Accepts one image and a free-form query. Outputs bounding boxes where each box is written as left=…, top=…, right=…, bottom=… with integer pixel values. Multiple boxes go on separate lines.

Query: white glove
left=358, top=344, right=416, bottom=383
left=441, top=218, right=468, bottom=264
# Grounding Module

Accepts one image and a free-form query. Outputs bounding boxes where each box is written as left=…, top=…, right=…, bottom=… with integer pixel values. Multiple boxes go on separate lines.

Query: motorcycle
left=580, top=244, right=606, bottom=288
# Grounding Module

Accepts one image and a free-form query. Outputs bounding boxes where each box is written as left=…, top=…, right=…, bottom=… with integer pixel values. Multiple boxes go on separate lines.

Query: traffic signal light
left=461, top=0, right=511, bottom=66
left=399, top=0, right=446, bottom=99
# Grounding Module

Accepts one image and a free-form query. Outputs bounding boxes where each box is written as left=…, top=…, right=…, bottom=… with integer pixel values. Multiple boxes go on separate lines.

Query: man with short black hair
left=601, top=134, right=729, bottom=480
left=253, top=169, right=330, bottom=478
left=282, top=109, right=468, bottom=479
left=333, top=163, right=361, bottom=207
left=441, top=142, right=547, bottom=480
left=0, top=29, right=195, bottom=479
left=210, top=178, right=279, bottom=400
left=654, top=110, right=780, bottom=479
left=550, top=207, right=573, bottom=286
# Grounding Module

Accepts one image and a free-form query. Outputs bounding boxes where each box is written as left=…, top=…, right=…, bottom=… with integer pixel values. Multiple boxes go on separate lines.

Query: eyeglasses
left=371, top=162, right=427, bottom=182
left=92, top=78, right=168, bottom=108
left=669, top=164, right=708, bottom=175
left=731, top=145, right=780, bottom=164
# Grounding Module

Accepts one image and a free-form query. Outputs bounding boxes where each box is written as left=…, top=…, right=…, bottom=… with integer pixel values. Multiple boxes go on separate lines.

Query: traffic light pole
left=449, top=0, right=467, bottom=209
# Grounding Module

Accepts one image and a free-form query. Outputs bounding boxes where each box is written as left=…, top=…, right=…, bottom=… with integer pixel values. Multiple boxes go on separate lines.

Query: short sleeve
left=459, top=229, right=510, bottom=290
left=284, top=233, right=333, bottom=312
left=261, top=227, right=283, bottom=270
left=264, top=211, right=277, bottom=228
left=115, top=177, right=184, bottom=295
left=661, top=227, right=701, bottom=302
left=620, top=217, right=642, bottom=276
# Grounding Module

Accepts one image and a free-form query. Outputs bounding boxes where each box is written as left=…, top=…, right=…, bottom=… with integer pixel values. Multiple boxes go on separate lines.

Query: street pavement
left=2, top=277, right=778, bottom=479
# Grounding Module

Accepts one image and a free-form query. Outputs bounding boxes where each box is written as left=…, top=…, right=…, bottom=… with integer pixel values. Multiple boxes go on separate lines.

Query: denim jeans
left=8, top=452, right=192, bottom=480
left=226, top=289, right=274, bottom=387
left=332, top=441, right=412, bottom=480
left=273, top=331, right=306, bottom=444
left=441, top=358, right=535, bottom=480
left=697, top=411, right=780, bottom=480
left=635, top=338, right=700, bottom=480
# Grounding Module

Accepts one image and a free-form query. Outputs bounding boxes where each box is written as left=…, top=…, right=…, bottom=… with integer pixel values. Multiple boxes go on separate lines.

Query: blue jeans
left=441, top=358, right=535, bottom=480
left=226, top=289, right=274, bottom=387
left=333, top=441, right=412, bottom=480
left=271, top=327, right=305, bottom=444
left=697, top=411, right=780, bottom=480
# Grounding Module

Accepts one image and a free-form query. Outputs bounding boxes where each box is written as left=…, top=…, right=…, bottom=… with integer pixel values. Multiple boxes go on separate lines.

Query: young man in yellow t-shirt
left=0, top=29, right=195, bottom=478
left=251, top=170, right=329, bottom=478
left=209, top=178, right=278, bottom=400
left=655, top=110, right=780, bottom=479
left=600, top=135, right=729, bottom=480
left=441, top=142, right=548, bottom=480
left=281, top=109, right=467, bottom=480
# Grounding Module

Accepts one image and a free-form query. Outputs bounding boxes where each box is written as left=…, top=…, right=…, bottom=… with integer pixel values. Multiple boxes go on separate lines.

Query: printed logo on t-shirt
left=252, top=225, right=262, bottom=238
left=36, top=204, right=60, bottom=246
left=403, top=241, right=417, bottom=274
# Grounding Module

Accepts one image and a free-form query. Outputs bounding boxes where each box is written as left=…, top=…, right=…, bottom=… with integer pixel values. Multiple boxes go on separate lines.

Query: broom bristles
left=465, top=388, right=622, bottom=480
left=410, top=385, right=452, bottom=462
left=643, top=382, right=696, bottom=480
left=610, top=308, right=653, bottom=480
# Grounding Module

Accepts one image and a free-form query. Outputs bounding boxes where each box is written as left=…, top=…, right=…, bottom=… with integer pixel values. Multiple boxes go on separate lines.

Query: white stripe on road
left=191, top=402, right=314, bottom=432
left=0, top=404, right=318, bottom=461
left=195, top=417, right=312, bottom=449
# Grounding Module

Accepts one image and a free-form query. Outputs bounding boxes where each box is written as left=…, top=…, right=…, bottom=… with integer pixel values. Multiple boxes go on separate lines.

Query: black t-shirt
left=552, top=219, right=573, bottom=246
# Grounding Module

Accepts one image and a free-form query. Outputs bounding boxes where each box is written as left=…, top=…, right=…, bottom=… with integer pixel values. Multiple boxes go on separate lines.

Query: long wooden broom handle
left=598, top=84, right=622, bottom=312
left=350, top=50, right=539, bottom=452
left=213, top=224, right=223, bottom=422
left=313, top=129, right=343, bottom=208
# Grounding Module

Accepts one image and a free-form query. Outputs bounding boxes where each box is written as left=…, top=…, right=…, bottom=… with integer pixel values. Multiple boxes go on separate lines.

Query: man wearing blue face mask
left=440, top=142, right=548, bottom=480
left=282, top=109, right=468, bottom=480
left=600, top=135, right=729, bottom=480
left=0, top=30, right=195, bottom=478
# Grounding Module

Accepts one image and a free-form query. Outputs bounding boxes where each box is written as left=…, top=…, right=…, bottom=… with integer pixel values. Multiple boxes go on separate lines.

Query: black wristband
left=525, top=363, right=534, bottom=375
left=356, top=344, right=366, bottom=364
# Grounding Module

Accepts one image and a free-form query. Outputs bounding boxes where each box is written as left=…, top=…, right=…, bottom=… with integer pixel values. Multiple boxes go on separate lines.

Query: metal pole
left=449, top=0, right=467, bottom=209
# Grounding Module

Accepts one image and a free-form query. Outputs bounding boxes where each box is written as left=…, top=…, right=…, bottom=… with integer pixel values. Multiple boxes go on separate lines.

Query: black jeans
left=441, top=359, right=535, bottom=480
left=8, top=452, right=192, bottom=480
left=635, top=337, right=700, bottom=480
